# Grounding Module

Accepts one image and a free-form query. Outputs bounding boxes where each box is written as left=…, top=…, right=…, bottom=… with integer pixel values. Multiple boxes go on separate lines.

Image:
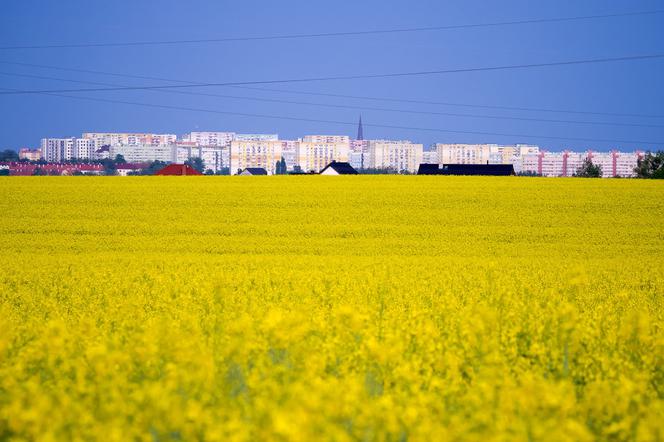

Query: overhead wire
left=1, top=70, right=662, bottom=129
left=2, top=60, right=662, bottom=119
left=1, top=53, right=663, bottom=96
left=1, top=9, right=661, bottom=50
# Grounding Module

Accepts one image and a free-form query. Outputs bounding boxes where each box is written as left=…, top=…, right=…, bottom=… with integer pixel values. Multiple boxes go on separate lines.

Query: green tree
left=141, top=160, right=168, bottom=175
left=574, top=158, right=602, bottom=178
left=99, top=158, right=117, bottom=175
left=0, top=149, right=19, bottom=162
left=275, top=157, right=287, bottom=174
left=114, top=154, right=127, bottom=164
left=204, top=169, right=215, bottom=175
left=0, top=169, right=9, bottom=176
left=634, top=151, right=664, bottom=179
left=185, top=157, right=205, bottom=173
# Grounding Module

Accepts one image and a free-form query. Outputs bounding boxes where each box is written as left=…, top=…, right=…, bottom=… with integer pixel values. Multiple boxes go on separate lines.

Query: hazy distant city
left=3, top=121, right=646, bottom=177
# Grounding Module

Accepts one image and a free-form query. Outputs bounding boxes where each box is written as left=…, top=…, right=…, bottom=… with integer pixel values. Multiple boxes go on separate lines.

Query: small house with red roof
left=155, top=163, right=203, bottom=176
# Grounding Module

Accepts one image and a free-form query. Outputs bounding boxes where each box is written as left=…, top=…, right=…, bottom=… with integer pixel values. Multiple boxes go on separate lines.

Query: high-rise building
left=422, top=150, right=439, bottom=165
left=182, top=132, right=235, bottom=147
left=41, top=138, right=76, bottom=162
left=521, top=150, right=642, bottom=177
left=230, top=139, right=284, bottom=174
left=82, top=133, right=177, bottom=146
left=367, top=140, right=423, bottom=173
left=18, top=148, right=42, bottom=161
left=234, top=134, right=279, bottom=142
left=435, top=144, right=495, bottom=165
left=296, top=137, right=350, bottom=173
left=108, top=144, right=176, bottom=163
left=301, top=135, right=350, bottom=144
left=74, top=138, right=96, bottom=159
left=175, top=142, right=229, bottom=172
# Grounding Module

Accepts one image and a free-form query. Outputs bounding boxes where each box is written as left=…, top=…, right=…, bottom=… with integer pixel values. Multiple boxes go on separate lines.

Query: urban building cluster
left=9, top=122, right=645, bottom=177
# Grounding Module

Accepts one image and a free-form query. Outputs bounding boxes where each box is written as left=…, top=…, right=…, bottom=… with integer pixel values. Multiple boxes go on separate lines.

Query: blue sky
left=0, top=0, right=662, bottom=151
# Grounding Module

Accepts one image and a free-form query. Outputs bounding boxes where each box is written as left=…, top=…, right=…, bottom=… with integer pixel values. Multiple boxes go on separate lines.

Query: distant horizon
left=4, top=127, right=657, bottom=154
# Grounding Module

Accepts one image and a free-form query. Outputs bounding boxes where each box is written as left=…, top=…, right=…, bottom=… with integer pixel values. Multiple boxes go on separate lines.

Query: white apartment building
left=109, top=144, right=176, bottom=163
left=349, top=151, right=365, bottom=171
left=281, top=140, right=298, bottom=171
left=296, top=138, right=350, bottom=173
left=182, top=132, right=235, bottom=147
left=348, top=140, right=369, bottom=170
left=175, top=143, right=230, bottom=172
left=74, top=138, right=96, bottom=160
left=230, top=139, right=284, bottom=175
left=18, top=148, right=42, bottom=161
left=234, top=134, right=279, bottom=142
left=41, top=138, right=75, bottom=162
left=367, top=140, right=423, bottom=173
left=82, top=133, right=177, bottom=146
left=422, top=150, right=439, bottom=164
left=521, top=150, right=642, bottom=177
left=302, top=135, right=350, bottom=144
left=435, top=144, right=495, bottom=165
left=588, top=151, right=643, bottom=177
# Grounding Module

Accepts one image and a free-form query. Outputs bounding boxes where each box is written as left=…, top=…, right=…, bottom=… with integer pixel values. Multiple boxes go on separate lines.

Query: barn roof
left=417, top=163, right=440, bottom=175
left=440, top=164, right=515, bottom=176
left=155, top=164, right=203, bottom=176
left=320, top=161, right=358, bottom=175
left=418, top=163, right=515, bottom=176
left=241, top=167, right=268, bottom=175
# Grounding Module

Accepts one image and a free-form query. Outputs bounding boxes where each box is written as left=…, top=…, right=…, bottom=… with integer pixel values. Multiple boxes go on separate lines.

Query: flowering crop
left=1, top=176, right=663, bottom=441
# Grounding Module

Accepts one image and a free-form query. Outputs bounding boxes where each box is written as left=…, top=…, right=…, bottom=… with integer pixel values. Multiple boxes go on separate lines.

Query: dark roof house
left=319, top=161, right=358, bottom=175
left=239, top=167, right=268, bottom=175
left=440, top=164, right=515, bottom=176
left=155, top=164, right=203, bottom=176
left=417, top=163, right=441, bottom=175
left=417, top=163, right=515, bottom=176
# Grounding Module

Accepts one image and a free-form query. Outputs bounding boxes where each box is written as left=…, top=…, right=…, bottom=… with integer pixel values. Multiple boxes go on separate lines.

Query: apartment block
left=521, top=150, right=642, bottom=177
left=234, top=134, right=279, bottom=142
left=41, top=138, right=75, bottom=162
left=182, top=132, right=235, bottom=147
left=435, top=144, right=494, bottom=165
left=422, top=150, right=439, bottom=165
left=296, top=137, right=350, bottom=173
left=18, top=148, right=42, bottom=161
left=367, top=140, right=423, bottom=173
left=230, top=139, right=284, bottom=175
left=175, top=143, right=230, bottom=172
left=82, top=132, right=177, bottom=146
left=109, top=144, right=176, bottom=163
left=302, top=135, right=350, bottom=144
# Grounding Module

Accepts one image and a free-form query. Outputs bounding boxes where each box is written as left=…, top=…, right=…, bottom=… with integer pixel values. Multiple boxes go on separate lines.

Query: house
left=155, top=164, right=203, bottom=176
left=319, top=161, right=358, bottom=175
left=239, top=167, right=268, bottom=175
left=116, top=162, right=150, bottom=176
left=417, top=163, right=515, bottom=176
left=440, top=164, right=515, bottom=176
left=417, top=163, right=441, bottom=175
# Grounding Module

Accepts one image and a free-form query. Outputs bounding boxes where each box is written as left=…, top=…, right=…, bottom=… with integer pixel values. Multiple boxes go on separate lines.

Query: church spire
left=356, top=115, right=364, bottom=141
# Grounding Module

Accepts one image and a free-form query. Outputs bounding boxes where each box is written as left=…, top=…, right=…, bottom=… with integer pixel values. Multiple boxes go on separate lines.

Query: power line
left=3, top=85, right=661, bottom=146
left=1, top=10, right=661, bottom=50
left=2, top=59, right=662, bottom=119
left=1, top=53, right=663, bottom=96
left=2, top=70, right=662, bottom=129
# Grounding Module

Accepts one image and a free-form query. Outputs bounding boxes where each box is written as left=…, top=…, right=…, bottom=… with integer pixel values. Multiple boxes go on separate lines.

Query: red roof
left=3, top=162, right=104, bottom=176
left=155, top=164, right=203, bottom=176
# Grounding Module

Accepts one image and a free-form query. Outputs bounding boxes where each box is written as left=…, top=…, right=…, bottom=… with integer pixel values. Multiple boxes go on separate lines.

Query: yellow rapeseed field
left=1, top=176, right=663, bottom=441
